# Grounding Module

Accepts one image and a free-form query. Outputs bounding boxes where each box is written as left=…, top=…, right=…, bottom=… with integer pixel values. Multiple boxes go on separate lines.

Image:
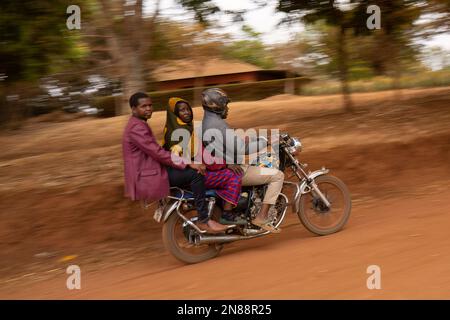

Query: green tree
left=276, top=0, right=357, bottom=111
left=223, top=25, right=275, bottom=69
left=0, top=0, right=85, bottom=82
left=0, top=0, right=86, bottom=125
left=352, top=1, right=422, bottom=93
left=82, top=0, right=232, bottom=114
left=276, top=0, right=428, bottom=109
left=422, top=0, right=450, bottom=34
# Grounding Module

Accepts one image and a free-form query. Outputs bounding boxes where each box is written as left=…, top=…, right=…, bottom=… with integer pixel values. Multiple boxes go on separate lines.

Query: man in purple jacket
left=122, top=92, right=228, bottom=233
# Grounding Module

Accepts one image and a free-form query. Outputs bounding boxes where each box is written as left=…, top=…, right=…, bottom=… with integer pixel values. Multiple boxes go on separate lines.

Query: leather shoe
left=196, top=219, right=231, bottom=234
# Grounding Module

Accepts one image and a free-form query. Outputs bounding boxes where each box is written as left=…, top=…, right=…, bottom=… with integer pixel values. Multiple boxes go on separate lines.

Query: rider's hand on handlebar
left=188, top=163, right=206, bottom=175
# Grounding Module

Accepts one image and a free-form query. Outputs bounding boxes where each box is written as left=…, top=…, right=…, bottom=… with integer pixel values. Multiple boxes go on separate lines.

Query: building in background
left=151, top=58, right=300, bottom=91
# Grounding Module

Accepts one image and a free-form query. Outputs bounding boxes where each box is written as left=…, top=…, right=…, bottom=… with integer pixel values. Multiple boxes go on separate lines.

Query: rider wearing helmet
left=201, top=88, right=230, bottom=117
left=201, top=88, right=284, bottom=233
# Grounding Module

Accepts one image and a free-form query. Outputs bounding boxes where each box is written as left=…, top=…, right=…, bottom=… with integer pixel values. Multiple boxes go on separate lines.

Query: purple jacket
left=122, top=116, right=186, bottom=201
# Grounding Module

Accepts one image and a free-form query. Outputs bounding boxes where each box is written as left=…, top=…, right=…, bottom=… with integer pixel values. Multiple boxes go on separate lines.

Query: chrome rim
left=301, top=180, right=347, bottom=230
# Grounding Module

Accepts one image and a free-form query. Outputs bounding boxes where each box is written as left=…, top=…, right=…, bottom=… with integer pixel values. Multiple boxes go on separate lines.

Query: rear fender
left=162, top=200, right=181, bottom=223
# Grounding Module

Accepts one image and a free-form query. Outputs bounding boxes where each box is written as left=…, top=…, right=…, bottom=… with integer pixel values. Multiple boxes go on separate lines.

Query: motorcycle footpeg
left=243, top=228, right=265, bottom=235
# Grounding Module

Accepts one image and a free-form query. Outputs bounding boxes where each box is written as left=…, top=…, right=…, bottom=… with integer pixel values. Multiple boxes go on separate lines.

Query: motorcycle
left=152, top=133, right=352, bottom=264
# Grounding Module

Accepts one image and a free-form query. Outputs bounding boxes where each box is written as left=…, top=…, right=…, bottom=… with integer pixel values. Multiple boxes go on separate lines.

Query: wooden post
left=284, top=71, right=295, bottom=95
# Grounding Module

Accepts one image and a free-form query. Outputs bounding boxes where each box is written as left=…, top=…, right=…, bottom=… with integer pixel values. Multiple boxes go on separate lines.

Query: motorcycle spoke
left=173, top=210, right=214, bottom=256
left=303, top=181, right=346, bottom=230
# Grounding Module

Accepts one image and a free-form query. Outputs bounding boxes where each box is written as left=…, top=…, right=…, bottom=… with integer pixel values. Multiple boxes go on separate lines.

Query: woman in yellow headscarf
left=162, top=97, right=196, bottom=157
left=162, top=97, right=246, bottom=225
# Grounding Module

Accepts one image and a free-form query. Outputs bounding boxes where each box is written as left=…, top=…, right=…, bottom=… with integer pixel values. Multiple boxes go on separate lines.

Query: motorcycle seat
left=170, top=188, right=217, bottom=199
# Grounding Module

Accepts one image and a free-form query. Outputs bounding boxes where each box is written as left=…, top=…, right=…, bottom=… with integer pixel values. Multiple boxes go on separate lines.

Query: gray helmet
left=201, top=88, right=230, bottom=115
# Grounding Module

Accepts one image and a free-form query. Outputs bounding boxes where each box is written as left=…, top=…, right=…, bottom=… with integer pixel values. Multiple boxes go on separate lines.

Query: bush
left=349, top=66, right=375, bottom=81
left=300, top=70, right=450, bottom=96
left=90, top=95, right=120, bottom=117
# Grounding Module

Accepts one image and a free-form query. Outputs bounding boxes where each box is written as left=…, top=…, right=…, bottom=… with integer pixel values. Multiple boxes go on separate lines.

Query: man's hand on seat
left=188, top=163, right=206, bottom=175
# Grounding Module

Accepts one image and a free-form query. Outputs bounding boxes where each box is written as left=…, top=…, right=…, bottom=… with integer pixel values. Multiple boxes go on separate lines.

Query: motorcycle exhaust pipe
left=196, top=234, right=244, bottom=244
left=196, top=231, right=270, bottom=244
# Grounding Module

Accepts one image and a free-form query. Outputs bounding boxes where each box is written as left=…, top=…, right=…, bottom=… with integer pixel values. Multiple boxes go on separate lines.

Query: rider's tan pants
left=240, top=165, right=284, bottom=205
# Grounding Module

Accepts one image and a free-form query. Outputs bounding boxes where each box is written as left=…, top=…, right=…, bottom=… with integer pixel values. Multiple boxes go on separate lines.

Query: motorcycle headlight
left=288, top=137, right=302, bottom=154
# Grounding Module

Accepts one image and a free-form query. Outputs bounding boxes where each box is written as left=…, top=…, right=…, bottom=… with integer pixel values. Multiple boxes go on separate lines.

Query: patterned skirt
left=205, top=168, right=243, bottom=206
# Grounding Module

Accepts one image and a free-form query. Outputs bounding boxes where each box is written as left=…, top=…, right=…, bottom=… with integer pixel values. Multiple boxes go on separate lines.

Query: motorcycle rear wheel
left=162, top=208, right=223, bottom=264
left=298, top=175, right=351, bottom=235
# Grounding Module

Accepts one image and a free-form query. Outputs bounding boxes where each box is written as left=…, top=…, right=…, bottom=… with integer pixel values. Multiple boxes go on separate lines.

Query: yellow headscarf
left=162, top=97, right=198, bottom=158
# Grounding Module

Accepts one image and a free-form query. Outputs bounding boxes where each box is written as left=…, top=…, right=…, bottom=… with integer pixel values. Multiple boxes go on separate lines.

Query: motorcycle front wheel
left=162, top=208, right=222, bottom=264
left=298, top=175, right=351, bottom=235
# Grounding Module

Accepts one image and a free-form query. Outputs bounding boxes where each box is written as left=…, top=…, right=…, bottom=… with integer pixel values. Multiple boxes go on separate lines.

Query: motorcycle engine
left=234, top=191, right=250, bottom=212
left=249, top=188, right=264, bottom=220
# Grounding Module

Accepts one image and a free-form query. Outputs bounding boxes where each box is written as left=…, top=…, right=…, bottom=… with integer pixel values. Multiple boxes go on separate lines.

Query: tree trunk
left=96, top=0, right=158, bottom=115
left=119, top=0, right=147, bottom=115
left=389, top=39, right=403, bottom=102
left=392, top=64, right=402, bottom=102
left=337, top=26, right=353, bottom=112
left=120, top=49, right=147, bottom=115
left=193, top=58, right=207, bottom=107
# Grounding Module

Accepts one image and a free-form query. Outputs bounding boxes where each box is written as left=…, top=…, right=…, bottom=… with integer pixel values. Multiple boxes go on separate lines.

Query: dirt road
left=3, top=188, right=450, bottom=299
left=1, top=87, right=449, bottom=299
